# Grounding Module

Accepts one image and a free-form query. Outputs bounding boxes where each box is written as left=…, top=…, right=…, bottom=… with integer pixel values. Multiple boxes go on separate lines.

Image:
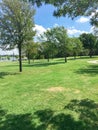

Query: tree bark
left=89, top=49, right=93, bottom=58
left=18, top=43, right=22, bottom=72
left=27, top=53, right=30, bottom=64
left=73, top=52, right=76, bottom=59
left=65, top=56, right=67, bottom=63
left=28, top=58, right=30, bottom=64
left=74, top=55, right=76, bottom=60
left=47, top=58, right=49, bottom=62
left=33, top=57, right=34, bottom=63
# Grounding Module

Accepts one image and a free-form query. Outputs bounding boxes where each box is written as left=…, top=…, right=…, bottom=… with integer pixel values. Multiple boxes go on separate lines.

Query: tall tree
left=69, top=37, right=83, bottom=59
left=39, top=28, right=58, bottom=62
left=0, top=0, right=35, bottom=72
left=79, top=33, right=96, bottom=58
left=24, top=41, right=38, bottom=64
left=54, top=26, right=71, bottom=62
left=40, top=26, right=71, bottom=62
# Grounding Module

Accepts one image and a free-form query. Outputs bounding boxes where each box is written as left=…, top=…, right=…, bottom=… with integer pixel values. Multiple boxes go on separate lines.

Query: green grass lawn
left=0, top=57, right=98, bottom=130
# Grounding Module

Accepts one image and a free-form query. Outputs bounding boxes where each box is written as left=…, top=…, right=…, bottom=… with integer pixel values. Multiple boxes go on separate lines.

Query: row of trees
left=0, top=0, right=98, bottom=72
left=38, top=26, right=83, bottom=63
left=25, top=27, right=98, bottom=64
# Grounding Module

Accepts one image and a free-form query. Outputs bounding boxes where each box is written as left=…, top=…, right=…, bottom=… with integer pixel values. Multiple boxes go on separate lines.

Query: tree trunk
left=27, top=53, right=30, bottom=64
left=74, top=52, right=76, bottom=59
left=90, top=55, right=92, bottom=58
left=74, top=55, right=76, bottom=60
left=33, top=57, right=34, bottom=63
left=47, top=55, right=49, bottom=62
left=64, top=56, right=67, bottom=63
left=28, top=58, right=30, bottom=64
left=47, top=58, right=49, bottom=62
left=18, top=43, right=22, bottom=72
left=89, top=49, right=93, bottom=58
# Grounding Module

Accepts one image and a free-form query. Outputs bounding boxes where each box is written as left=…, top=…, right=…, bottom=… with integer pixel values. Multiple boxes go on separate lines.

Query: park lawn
left=0, top=57, right=98, bottom=130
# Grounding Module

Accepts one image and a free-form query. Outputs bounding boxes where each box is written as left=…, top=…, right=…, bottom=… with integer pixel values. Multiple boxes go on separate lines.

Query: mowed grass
left=0, top=57, right=98, bottom=130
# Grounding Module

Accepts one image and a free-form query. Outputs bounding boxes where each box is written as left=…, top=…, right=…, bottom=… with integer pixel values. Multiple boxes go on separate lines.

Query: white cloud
left=34, top=24, right=46, bottom=37
left=34, top=24, right=89, bottom=38
left=67, top=27, right=89, bottom=36
left=76, top=10, right=98, bottom=24
left=53, top=23, right=59, bottom=27
left=76, top=17, right=90, bottom=23
left=34, top=24, right=47, bottom=42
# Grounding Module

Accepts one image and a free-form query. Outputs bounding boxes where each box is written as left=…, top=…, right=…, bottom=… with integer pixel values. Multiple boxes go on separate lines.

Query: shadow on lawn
left=0, top=99, right=98, bottom=130
left=76, top=64, right=98, bottom=76
left=23, top=61, right=65, bottom=68
left=0, top=72, right=19, bottom=79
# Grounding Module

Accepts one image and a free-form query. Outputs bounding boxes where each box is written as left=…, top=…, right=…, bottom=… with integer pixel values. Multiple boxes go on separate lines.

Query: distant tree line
left=24, top=26, right=98, bottom=63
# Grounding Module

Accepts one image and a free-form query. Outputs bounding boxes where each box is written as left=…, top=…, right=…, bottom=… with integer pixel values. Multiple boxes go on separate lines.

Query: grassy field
left=0, top=57, right=98, bottom=130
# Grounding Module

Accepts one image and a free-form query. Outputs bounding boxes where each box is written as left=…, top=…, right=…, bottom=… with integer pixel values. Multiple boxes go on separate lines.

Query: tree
left=39, top=26, right=72, bottom=62
left=41, top=41, right=52, bottom=62
left=79, top=33, right=96, bottom=58
left=39, top=28, right=58, bottom=62
left=24, top=41, right=38, bottom=64
left=0, top=0, right=35, bottom=72
left=54, top=26, right=71, bottom=62
left=69, top=37, right=83, bottom=59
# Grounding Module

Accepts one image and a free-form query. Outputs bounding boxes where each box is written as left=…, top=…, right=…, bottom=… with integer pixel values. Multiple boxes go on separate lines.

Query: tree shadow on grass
left=0, top=107, right=82, bottom=130
left=75, top=64, right=98, bottom=76
left=23, top=61, right=65, bottom=68
left=0, top=98, right=98, bottom=130
left=64, top=98, right=98, bottom=130
left=0, top=64, right=18, bottom=68
left=0, top=72, right=19, bottom=79
left=34, top=109, right=83, bottom=130
left=0, top=107, right=35, bottom=130
left=34, top=99, right=98, bottom=130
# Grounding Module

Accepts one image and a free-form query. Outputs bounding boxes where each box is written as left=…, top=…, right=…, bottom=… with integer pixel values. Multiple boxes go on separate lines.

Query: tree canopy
left=69, top=37, right=83, bottom=59
left=0, top=0, right=35, bottom=72
left=40, top=26, right=72, bottom=62
left=28, top=0, right=98, bottom=18
left=79, top=33, right=96, bottom=58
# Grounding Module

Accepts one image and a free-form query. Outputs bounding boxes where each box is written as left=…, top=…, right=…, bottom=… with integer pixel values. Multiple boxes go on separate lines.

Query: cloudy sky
left=34, top=4, right=93, bottom=38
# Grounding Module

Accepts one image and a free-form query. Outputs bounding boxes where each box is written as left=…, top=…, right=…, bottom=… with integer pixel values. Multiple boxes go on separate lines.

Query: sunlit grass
left=0, top=57, right=98, bottom=129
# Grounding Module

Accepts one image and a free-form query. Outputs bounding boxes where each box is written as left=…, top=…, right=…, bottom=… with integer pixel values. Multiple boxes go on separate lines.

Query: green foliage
left=53, top=0, right=98, bottom=18
left=28, top=0, right=98, bottom=21
left=79, top=33, right=96, bottom=58
left=23, top=41, right=38, bottom=64
left=40, top=26, right=72, bottom=62
left=91, top=12, right=98, bottom=27
left=54, top=26, right=70, bottom=62
left=69, top=37, right=83, bottom=59
left=0, top=0, right=35, bottom=48
left=39, top=27, right=59, bottom=61
left=0, top=0, right=35, bottom=72
left=7, top=55, right=10, bottom=60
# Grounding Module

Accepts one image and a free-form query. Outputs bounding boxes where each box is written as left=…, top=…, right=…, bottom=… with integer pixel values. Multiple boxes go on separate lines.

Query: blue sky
left=34, top=4, right=92, bottom=37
